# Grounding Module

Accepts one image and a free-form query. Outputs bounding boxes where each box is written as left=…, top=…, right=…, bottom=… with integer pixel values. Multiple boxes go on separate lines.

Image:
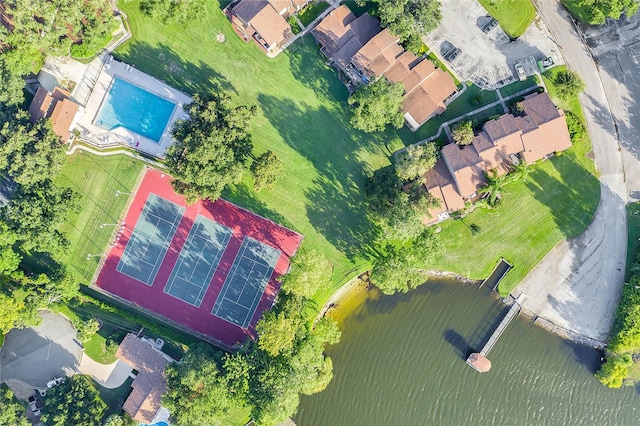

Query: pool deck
left=74, top=56, right=192, bottom=158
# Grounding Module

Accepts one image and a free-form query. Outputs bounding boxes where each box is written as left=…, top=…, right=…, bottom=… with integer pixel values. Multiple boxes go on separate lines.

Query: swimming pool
left=95, top=77, right=176, bottom=142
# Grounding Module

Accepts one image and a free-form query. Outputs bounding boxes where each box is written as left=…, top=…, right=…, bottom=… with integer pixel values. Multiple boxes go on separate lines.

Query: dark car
left=482, top=18, right=498, bottom=34
left=28, top=395, right=41, bottom=416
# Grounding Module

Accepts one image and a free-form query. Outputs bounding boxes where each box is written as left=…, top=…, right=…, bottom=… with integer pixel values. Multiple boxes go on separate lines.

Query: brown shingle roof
left=351, top=28, right=402, bottom=77
left=441, top=143, right=486, bottom=197
left=28, top=86, right=80, bottom=142
left=250, top=5, right=292, bottom=48
left=520, top=110, right=572, bottom=162
left=312, top=5, right=379, bottom=61
left=232, top=0, right=269, bottom=25
left=116, top=334, right=172, bottom=424
left=520, top=92, right=561, bottom=125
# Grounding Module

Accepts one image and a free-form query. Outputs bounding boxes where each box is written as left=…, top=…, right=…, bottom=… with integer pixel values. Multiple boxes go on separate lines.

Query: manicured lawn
left=428, top=65, right=600, bottom=295
left=298, top=1, right=330, bottom=26
left=478, top=0, right=536, bottom=38
left=115, top=0, right=404, bottom=306
left=55, top=152, right=144, bottom=284
left=498, top=75, right=539, bottom=97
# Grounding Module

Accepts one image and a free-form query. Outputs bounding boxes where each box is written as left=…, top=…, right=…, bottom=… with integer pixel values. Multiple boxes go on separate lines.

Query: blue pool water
left=95, top=78, right=176, bottom=142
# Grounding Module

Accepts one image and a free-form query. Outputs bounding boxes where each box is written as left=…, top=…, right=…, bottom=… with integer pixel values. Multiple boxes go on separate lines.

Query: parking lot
left=424, top=0, right=563, bottom=88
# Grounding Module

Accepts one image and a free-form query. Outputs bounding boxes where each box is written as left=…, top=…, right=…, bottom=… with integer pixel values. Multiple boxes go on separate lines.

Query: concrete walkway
left=515, top=0, right=627, bottom=344
left=77, top=355, right=132, bottom=389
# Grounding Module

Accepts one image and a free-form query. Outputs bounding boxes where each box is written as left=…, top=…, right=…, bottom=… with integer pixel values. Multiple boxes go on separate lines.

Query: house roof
left=312, top=5, right=379, bottom=61
left=268, top=0, right=291, bottom=15
left=351, top=28, right=402, bottom=77
left=520, top=92, right=561, bottom=125
left=116, top=334, right=172, bottom=424
left=521, top=111, right=572, bottom=162
left=468, top=352, right=492, bottom=372
left=28, top=86, right=80, bottom=142
left=421, top=160, right=465, bottom=224
left=232, top=0, right=269, bottom=25
left=250, top=5, right=292, bottom=47
left=441, top=143, right=486, bottom=197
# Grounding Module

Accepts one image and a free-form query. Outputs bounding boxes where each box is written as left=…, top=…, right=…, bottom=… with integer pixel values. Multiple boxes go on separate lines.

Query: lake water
left=295, top=280, right=639, bottom=425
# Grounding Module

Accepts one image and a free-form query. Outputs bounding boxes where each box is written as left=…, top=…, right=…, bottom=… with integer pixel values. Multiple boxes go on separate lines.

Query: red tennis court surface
left=94, top=168, right=303, bottom=348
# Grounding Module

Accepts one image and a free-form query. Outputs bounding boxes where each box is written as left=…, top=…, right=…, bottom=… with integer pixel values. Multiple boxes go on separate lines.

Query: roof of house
left=116, top=334, right=172, bottom=424
left=441, top=143, right=486, bottom=197
left=520, top=92, right=562, bottom=125
left=232, top=0, right=269, bottom=25
left=28, top=86, right=80, bottom=142
left=268, top=0, right=291, bottom=15
left=351, top=28, right=402, bottom=77
left=250, top=5, right=292, bottom=47
left=420, top=160, right=465, bottom=224
left=312, top=5, right=379, bottom=62
left=520, top=111, right=572, bottom=162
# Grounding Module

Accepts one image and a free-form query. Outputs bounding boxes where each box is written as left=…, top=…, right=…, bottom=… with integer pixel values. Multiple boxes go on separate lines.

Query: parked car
left=514, top=63, right=526, bottom=81
left=47, top=377, right=64, bottom=388
left=28, top=395, right=41, bottom=416
left=482, top=18, right=498, bottom=33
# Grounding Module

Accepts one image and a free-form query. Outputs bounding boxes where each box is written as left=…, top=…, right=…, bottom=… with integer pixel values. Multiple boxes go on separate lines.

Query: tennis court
left=163, top=215, right=232, bottom=307
left=116, top=193, right=184, bottom=285
left=212, top=237, right=281, bottom=328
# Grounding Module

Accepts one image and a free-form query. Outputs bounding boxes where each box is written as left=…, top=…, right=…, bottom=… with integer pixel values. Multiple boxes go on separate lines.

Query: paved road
left=516, top=0, right=627, bottom=343
left=0, top=311, right=83, bottom=388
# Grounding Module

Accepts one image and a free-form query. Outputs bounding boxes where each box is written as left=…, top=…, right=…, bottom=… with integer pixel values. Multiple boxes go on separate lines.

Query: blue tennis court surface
left=116, top=194, right=184, bottom=285
left=163, top=215, right=232, bottom=307
left=212, top=237, right=281, bottom=328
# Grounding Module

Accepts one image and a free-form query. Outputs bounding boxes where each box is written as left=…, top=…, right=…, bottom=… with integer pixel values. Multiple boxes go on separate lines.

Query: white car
left=47, top=377, right=64, bottom=388
left=515, top=63, right=526, bottom=81
left=28, top=395, right=41, bottom=416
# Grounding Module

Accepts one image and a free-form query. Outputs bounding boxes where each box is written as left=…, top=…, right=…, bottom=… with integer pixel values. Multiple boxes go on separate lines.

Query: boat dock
left=466, top=293, right=525, bottom=372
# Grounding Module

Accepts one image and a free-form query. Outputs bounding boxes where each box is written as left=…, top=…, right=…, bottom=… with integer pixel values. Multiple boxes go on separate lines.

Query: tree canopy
left=0, top=385, right=29, bottom=426
left=579, top=0, right=639, bottom=24
left=280, top=248, right=331, bottom=298
left=394, top=143, right=437, bottom=181
left=250, top=151, right=284, bottom=191
left=364, top=167, right=438, bottom=240
left=376, top=0, right=442, bottom=42
left=348, top=79, right=405, bottom=133
left=554, top=70, right=586, bottom=100
left=41, top=376, right=107, bottom=426
left=370, top=229, right=443, bottom=294
left=452, top=120, right=474, bottom=145
left=166, top=92, right=257, bottom=202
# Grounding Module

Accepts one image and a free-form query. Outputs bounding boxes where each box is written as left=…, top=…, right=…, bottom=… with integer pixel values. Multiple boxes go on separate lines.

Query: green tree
left=77, top=318, right=100, bottom=343
left=595, top=354, right=633, bottom=388
left=394, top=143, right=437, bottom=181
left=376, top=0, right=442, bottom=42
left=370, top=229, right=442, bottom=294
left=166, top=92, right=257, bottom=202
left=565, top=111, right=586, bottom=143
left=103, top=413, right=136, bottom=426
left=0, top=385, right=29, bottom=426
left=41, top=376, right=106, bottom=426
left=163, top=345, right=244, bottom=425
left=256, top=297, right=304, bottom=357
left=0, top=111, right=66, bottom=186
left=348, top=79, right=405, bottom=133
left=479, top=163, right=529, bottom=206
left=364, top=167, right=439, bottom=240
left=250, top=150, right=284, bottom=191
left=0, top=294, right=25, bottom=334
left=452, top=119, right=474, bottom=145
left=554, top=70, right=586, bottom=100
left=578, top=0, right=639, bottom=24
left=280, top=248, right=331, bottom=298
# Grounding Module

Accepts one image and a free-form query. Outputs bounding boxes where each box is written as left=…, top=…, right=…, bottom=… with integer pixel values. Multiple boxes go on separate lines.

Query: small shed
left=466, top=352, right=492, bottom=373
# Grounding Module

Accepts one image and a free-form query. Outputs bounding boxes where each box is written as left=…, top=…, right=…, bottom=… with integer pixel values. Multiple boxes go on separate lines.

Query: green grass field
left=115, top=0, right=405, bottom=305
left=478, top=0, right=536, bottom=38
left=563, top=0, right=592, bottom=23
left=625, top=202, right=640, bottom=280
left=428, top=65, right=599, bottom=295
left=498, top=75, right=539, bottom=97
left=55, top=152, right=144, bottom=284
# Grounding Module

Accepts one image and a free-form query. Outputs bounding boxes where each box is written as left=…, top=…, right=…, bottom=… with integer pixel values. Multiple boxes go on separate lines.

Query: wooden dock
left=466, top=294, right=525, bottom=372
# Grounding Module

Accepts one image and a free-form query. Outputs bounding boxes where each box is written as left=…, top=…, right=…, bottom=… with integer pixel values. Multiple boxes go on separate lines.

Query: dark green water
left=295, top=280, right=639, bottom=425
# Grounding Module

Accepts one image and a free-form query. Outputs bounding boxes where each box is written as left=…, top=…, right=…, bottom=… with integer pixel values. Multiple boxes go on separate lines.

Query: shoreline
left=317, top=269, right=607, bottom=349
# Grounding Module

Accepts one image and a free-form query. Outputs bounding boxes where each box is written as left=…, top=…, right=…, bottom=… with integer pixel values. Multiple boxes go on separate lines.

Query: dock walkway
left=480, top=294, right=524, bottom=356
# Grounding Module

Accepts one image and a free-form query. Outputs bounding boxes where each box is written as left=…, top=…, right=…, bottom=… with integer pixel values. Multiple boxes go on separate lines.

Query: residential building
left=226, top=0, right=301, bottom=56
left=116, top=333, right=175, bottom=424
left=313, top=9, right=457, bottom=130
left=28, top=86, right=81, bottom=143
left=418, top=92, right=572, bottom=224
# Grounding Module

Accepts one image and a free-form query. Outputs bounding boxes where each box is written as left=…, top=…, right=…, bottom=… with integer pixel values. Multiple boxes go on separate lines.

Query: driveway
left=424, top=0, right=563, bottom=88
left=516, top=0, right=627, bottom=343
left=0, top=311, right=83, bottom=388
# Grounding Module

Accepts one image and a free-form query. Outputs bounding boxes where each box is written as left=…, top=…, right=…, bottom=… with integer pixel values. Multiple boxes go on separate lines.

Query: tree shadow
left=223, top=183, right=293, bottom=231
left=443, top=329, right=472, bottom=360
left=466, top=303, right=507, bottom=352
left=563, top=339, right=603, bottom=374
left=113, top=41, right=236, bottom=96
left=257, top=93, right=384, bottom=260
